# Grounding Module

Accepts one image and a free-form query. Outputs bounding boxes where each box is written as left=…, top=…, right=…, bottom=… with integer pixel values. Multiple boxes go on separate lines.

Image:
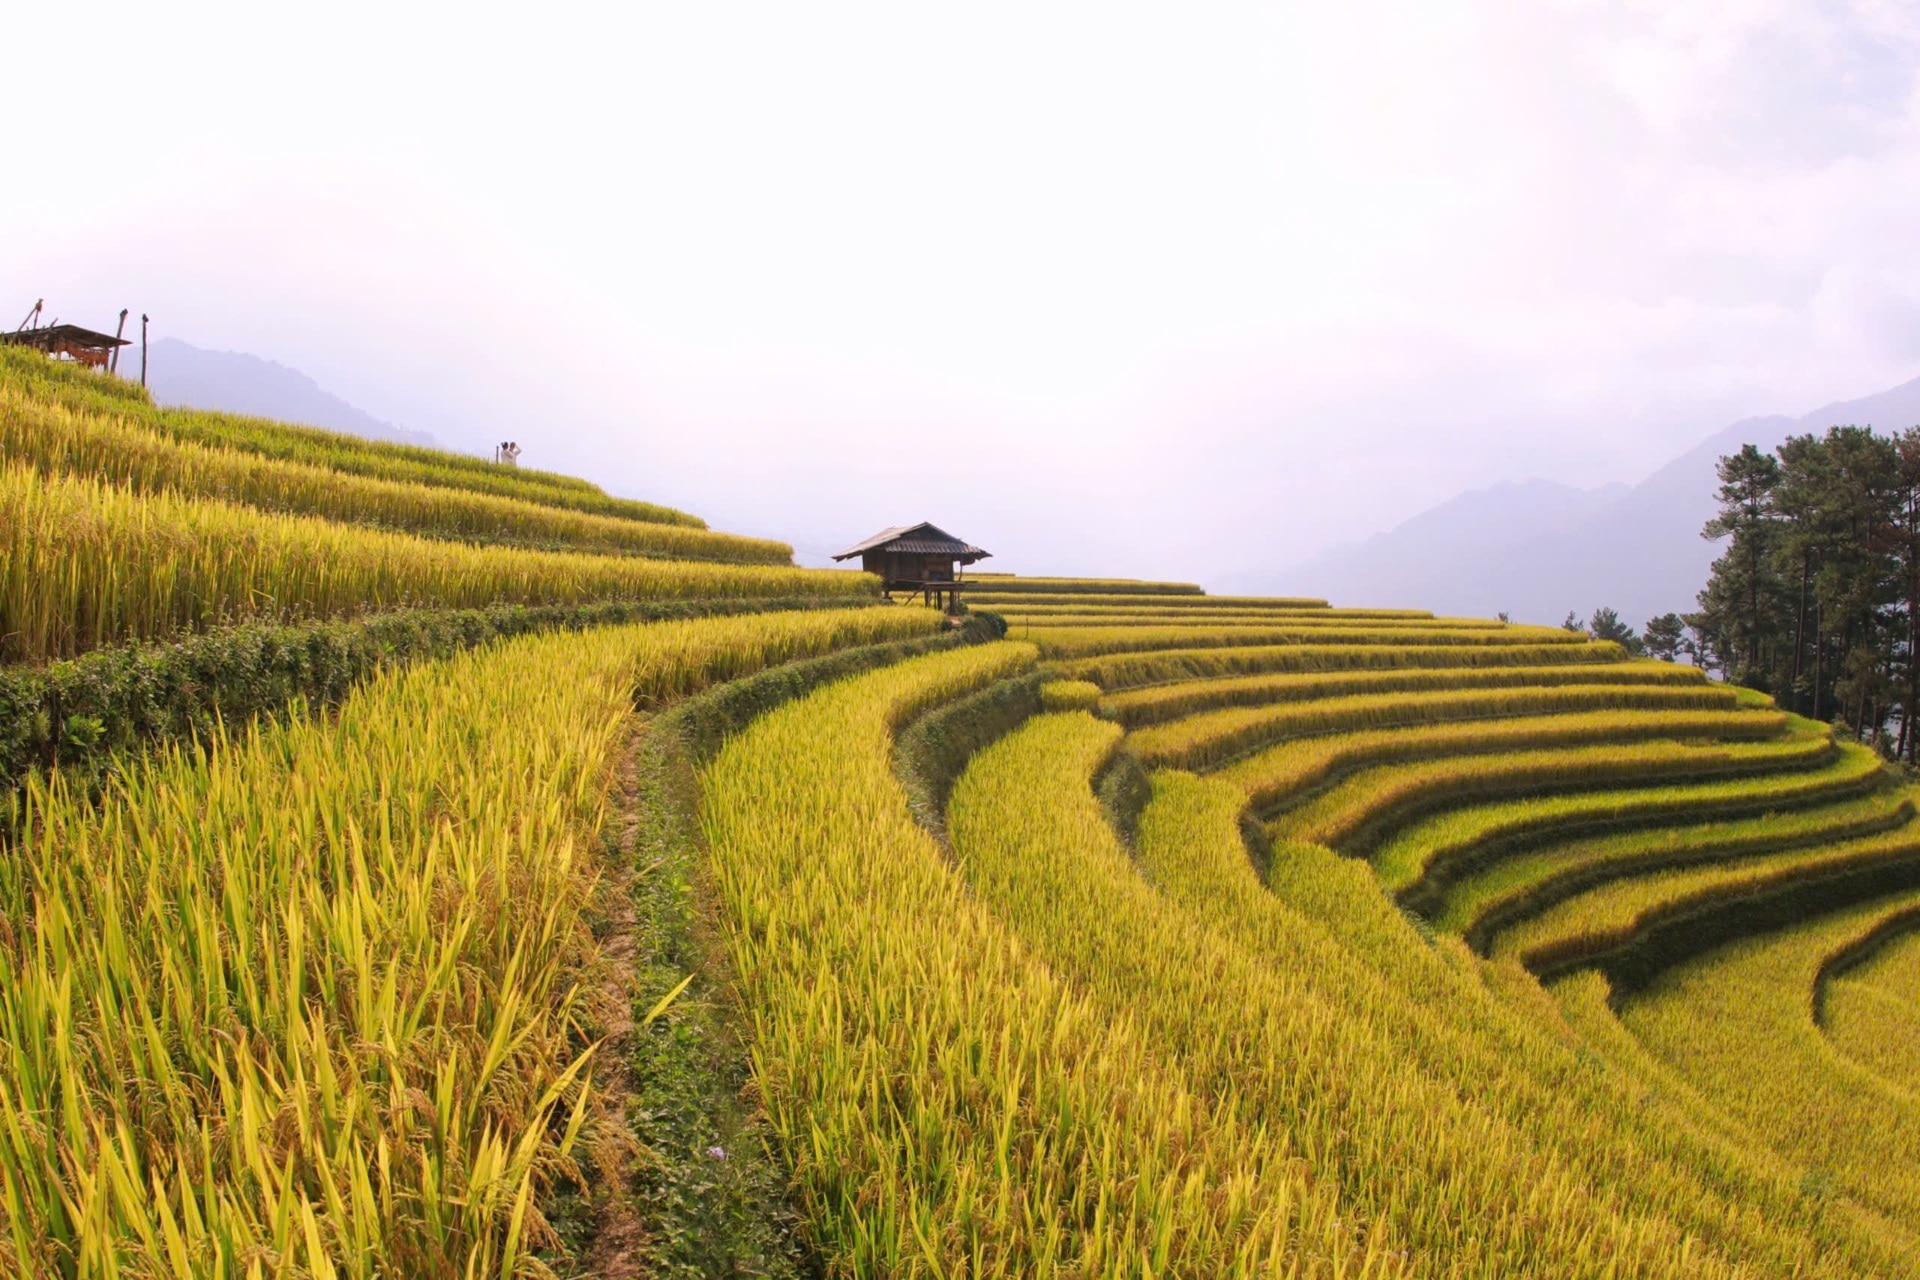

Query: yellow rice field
left=0, top=461, right=869, bottom=661
left=8, top=355, right=1920, bottom=1280
left=0, top=384, right=792, bottom=563
left=0, top=605, right=935, bottom=1275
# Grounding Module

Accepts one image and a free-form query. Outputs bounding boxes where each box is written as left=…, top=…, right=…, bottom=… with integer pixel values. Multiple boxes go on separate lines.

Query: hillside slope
left=6, top=351, right=1920, bottom=1275
left=696, top=578, right=1920, bottom=1276
left=0, top=344, right=850, bottom=644
left=142, top=336, right=442, bottom=448
left=0, top=347, right=920, bottom=1276
left=0, top=346, right=877, bottom=777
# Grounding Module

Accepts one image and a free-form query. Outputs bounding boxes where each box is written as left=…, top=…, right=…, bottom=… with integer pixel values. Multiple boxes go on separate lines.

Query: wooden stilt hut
left=832, top=522, right=990, bottom=611
left=0, top=322, right=131, bottom=370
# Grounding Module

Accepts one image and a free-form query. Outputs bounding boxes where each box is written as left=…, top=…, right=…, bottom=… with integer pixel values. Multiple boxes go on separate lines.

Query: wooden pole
left=140, top=314, right=148, bottom=388
left=110, top=309, right=128, bottom=374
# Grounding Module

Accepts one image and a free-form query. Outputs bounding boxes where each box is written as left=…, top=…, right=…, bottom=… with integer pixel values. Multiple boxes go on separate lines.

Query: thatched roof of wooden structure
left=1, top=324, right=132, bottom=369
left=832, top=522, right=990, bottom=564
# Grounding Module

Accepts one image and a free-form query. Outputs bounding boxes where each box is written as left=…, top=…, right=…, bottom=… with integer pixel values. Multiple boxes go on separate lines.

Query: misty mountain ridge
left=1257, top=374, right=1920, bottom=628
left=1316, top=477, right=1630, bottom=584
left=142, top=338, right=440, bottom=450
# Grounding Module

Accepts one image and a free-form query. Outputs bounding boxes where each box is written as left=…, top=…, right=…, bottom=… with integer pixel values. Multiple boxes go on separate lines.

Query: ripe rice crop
left=1027, top=622, right=1577, bottom=659
left=949, top=710, right=1791, bottom=1278
left=973, top=598, right=1417, bottom=616
left=1436, top=790, right=1917, bottom=939
left=0, top=461, right=872, bottom=661
left=1494, top=830, right=1920, bottom=974
left=0, top=605, right=937, bottom=1276
left=1001, top=612, right=1494, bottom=629
left=0, top=343, right=702, bottom=527
left=7, top=354, right=1902, bottom=1272
left=1220, top=707, right=1797, bottom=817
left=954, top=577, right=1209, bottom=595
left=967, top=589, right=1325, bottom=607
left=1133, top=767, right=1898, bottom=1277
left=1620, top=892, right=1920, bottom=1232
left=1277, top=723, right=1821, bottom=857
left=996, top=611, right=1505, bottom=630
left=1127, top=683, right=1744, bottom=771
left=699, top=644, right=1389, bottom=1277
left=1545, top=970, right=1816, bottom=1167
left=159, top=406, right=699, bottom=525
left=0, top=385, right=793, bottom=563
left=0, top=343, right=152, bottom=410
left=1371, top=740, right=1887, bottom=901
left=1038, top=678, right=1102, bottom=711
left=1062, top=639, right=1632, bottom=690
left=1823, top=927, right=1920, bottom=1087
left=1103, top=660, right=1708, bottom=727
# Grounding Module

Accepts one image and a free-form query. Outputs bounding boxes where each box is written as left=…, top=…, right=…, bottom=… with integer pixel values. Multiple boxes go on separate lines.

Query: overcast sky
left=9, top=2, right=1920, bottom=581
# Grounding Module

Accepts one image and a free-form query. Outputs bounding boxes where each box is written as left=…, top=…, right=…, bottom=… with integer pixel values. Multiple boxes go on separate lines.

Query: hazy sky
left=10, top=2, right=1920, bottom=581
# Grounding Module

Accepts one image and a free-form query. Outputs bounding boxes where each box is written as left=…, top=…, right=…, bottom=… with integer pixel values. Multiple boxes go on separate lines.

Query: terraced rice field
left=0, top=348, right=866, bottom=661
left=690, top=578, right=1920, bottom=1276
left=0, top=352, right=929, bottom=1274
left=11, top=345, right=1920, bottom=1274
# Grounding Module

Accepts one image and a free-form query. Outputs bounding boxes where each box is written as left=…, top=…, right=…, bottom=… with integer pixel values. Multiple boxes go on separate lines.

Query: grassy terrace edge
left=1440, top=791, right=1919, bottom=945
left=697, top=643, right=1390, bottom=1276
left=585, top=619, right=1003, bottom=1274
left=0, top=460, right=870, bottom=662
left=0, top=597, right=910, bottom=810
left=1, top=344, right=708, bottom=528
left=0, top=383, right=792, bottom=563
left=0, top=605, right=946, bottom=1276
left=1511, top=838, right=1920, bottom=990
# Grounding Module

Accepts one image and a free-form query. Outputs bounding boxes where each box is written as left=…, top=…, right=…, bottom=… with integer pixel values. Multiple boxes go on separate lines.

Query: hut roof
left=832, top=521, right=990, bottom=564
left=1, top=324, right=130, bottom=352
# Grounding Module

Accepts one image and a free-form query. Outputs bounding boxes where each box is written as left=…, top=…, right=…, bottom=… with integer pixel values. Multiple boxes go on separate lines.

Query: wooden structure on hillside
left=4, top=300, right=132, bottom=372
left=833, top=522, right=990, bottom=611
left=2, top=323, right=131, bottom=370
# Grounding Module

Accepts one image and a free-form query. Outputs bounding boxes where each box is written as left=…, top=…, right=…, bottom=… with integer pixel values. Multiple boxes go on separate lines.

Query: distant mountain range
left=1255, top=374, right=1920, bottom=628
left=142, top=338, right=440, bottom=449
